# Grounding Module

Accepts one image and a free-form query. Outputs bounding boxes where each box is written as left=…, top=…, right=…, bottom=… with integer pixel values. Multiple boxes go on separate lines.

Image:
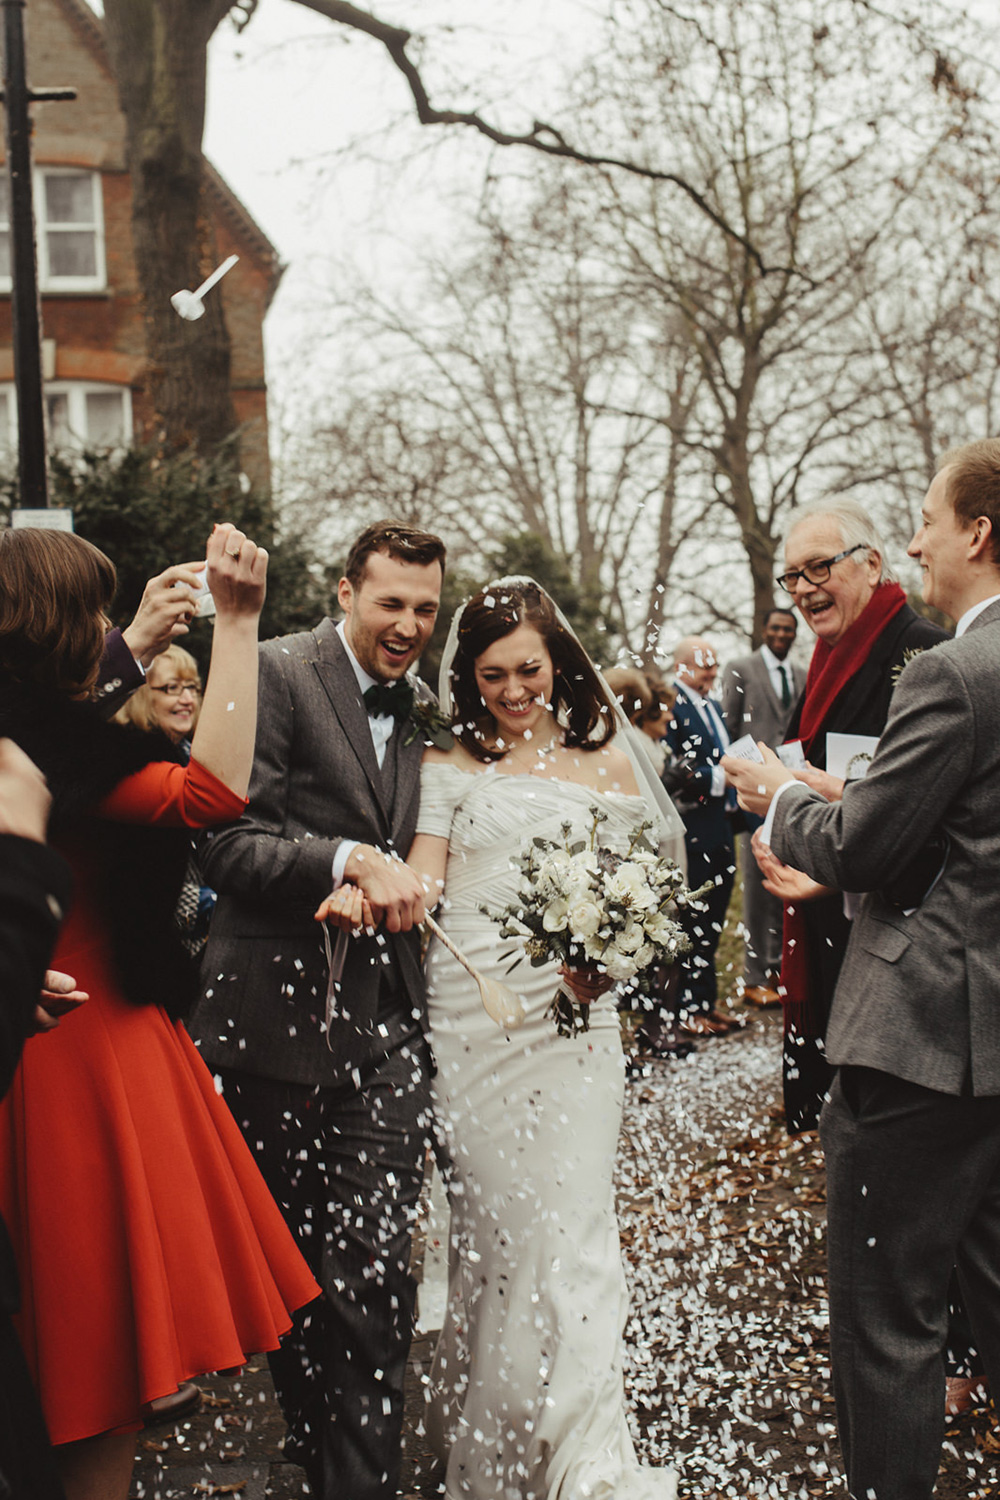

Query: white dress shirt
left=956, top=592, right=1000, bottom=636
left=675, top=680, right=730, bottom=798
left=760, top=642, right=793, bottom=707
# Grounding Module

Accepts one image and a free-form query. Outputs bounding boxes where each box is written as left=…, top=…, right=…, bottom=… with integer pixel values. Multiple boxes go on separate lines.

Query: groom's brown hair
left=343, top=520, right=446, bottom=589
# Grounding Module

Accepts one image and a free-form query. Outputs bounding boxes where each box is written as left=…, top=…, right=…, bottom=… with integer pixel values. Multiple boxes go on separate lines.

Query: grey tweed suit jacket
left=191, top=618, right=426, bottom=1087
left=771, top=600, right=1000, bottom=1097
left=721, top=648, right=805, bottom=748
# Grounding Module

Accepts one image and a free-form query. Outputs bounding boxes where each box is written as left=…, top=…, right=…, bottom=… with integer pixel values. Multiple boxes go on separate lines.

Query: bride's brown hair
left=448, top=581, right=616, bottom=763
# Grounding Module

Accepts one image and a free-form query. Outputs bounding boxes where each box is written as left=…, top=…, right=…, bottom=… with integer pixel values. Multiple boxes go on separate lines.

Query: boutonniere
left=403, top=698, right=455, bottom=750
left=890, top=645, right=929, bottom=688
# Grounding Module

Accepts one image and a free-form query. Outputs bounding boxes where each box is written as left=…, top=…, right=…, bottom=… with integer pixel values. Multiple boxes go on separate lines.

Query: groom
left=723, top=439, right=1000, bottom=1500
left=191, top=520, right=446, bottom=1500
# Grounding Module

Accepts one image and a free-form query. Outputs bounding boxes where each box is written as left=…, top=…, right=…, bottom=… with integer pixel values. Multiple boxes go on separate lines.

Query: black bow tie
left=363, top=680, right=415, bottom=721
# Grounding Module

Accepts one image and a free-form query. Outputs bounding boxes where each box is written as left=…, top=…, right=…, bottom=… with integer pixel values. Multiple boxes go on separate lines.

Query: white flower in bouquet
left=542, top=897, right=571, bottom=933
left=568, top=899, right=603, bottom=938
left=484, top=808, right=711, bottom=1038
left=612, top=919, right=646, bottom=954
left=606, top=862, right=657, bottom=912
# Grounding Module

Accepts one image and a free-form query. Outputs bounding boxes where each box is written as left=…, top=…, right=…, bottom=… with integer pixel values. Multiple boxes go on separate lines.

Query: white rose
left=602, top=948, right=638, bottom=981
left=614, top=920, right=645, bottom=954
left=634, top=942, right=655, bottom=970
left=564, top=867, right=598, bottom=904
left=568, top=899, right=603, bottom=938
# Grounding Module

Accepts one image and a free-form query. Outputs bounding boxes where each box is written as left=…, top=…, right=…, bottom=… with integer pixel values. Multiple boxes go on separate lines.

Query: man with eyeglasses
left=754, top=499, right=946, bottom=1133
left=725, top=440, right=1000, bottom=1500
left=721, top=608, right=805, bottom=1010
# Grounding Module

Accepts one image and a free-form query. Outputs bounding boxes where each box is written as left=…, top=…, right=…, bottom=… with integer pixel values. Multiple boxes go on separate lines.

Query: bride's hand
left=558, top=964, right=615, bottom=1005
left=315, top=885, right=374, bottom=932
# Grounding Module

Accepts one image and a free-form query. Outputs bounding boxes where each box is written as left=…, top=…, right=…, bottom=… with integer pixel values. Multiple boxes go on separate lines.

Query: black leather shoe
left=635, top=1026, right=696, bottom=1059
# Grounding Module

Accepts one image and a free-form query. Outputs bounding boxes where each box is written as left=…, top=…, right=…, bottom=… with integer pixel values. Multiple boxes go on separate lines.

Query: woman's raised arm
left=188, top=523, right=267, bottom=799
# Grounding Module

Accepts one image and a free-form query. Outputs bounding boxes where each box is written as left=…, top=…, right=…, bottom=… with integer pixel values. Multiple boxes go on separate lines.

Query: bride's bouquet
left=486, top=809, right=709, bottom=1037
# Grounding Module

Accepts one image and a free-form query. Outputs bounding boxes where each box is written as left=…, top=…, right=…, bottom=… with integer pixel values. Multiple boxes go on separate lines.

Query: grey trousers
left=821, top=1067, right=1000, bottom=1500
left=218, top=1006, right=432, bottom=1500
left=738, top=832, right=783, bottom=986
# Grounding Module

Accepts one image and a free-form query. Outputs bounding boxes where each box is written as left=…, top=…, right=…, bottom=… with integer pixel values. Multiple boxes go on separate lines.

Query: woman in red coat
left=0, top=525, right=318, bottom=1500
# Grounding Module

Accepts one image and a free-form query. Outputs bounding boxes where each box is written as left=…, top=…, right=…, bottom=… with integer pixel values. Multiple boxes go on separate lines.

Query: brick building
left=0, top=0, right=282, bottom=488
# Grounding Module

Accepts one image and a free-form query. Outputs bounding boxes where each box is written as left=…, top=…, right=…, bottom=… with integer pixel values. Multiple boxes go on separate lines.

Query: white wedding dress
left=417, top=761, right=678, bottom=1500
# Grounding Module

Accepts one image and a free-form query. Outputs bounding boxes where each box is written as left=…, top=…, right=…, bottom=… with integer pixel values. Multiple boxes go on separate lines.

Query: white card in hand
left=727, top=734, right=766, bottom=763
left=776, top=739, right=807, bottom=770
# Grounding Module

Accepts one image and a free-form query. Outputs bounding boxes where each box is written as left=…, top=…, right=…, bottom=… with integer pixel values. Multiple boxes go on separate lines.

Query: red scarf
left=780, top=582, right=907, bottom=1043
left=795, top=581, right=907, bottom=758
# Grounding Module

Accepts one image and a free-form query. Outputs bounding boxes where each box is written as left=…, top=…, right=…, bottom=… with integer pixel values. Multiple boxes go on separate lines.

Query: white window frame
left=0, top=168, right=106, bottom=293
left=0, top=380, right=132, bottom=456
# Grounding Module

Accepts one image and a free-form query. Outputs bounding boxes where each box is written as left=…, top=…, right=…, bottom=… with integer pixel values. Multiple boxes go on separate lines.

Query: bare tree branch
left=290, top=0, right=781, bottom=275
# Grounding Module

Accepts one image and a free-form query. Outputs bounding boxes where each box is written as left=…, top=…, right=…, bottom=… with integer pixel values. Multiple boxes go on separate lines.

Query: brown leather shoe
left=742, top=985, right=782, bottom=1009
left=707, top=1008, right=743, bottom=1032
left=679, top=1014, right=730, bottom=1037
left=142, top=1382, right=202, bottom=1426
left=945, top=1375, right=989, bottom=1416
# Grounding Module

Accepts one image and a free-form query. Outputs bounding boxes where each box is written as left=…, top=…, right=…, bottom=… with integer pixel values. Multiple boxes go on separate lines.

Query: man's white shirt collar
left=336, top=619, right=379, bottom=696
left=956, top=593, right=1000, bottom=637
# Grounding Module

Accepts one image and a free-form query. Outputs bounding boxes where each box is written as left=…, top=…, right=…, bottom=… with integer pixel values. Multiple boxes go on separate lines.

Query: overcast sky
left=203, top=3, right=599, bottom=376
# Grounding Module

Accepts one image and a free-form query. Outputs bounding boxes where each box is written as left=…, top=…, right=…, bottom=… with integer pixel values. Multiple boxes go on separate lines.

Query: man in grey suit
left=720, top=608, right=804, bottom=1006
left=191, top=521, right=446, bottom=1500
left=723, top=438, right=1000, bottom=1500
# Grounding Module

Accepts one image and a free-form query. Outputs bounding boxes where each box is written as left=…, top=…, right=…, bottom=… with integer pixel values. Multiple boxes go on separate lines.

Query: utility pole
left=1, top=0, right=74, bottom=507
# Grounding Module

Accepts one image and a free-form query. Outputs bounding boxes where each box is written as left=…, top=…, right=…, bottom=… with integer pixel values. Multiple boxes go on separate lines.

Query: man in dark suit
left=721, top=608, right=805, bottom=1006
left=724, top=438, right=1000, bottom=1500
left=191, top=522, right=445, bottom=1500
left=666, top=637, right=738, bottom=1036
left=0, top=738, right=74, bottom=1500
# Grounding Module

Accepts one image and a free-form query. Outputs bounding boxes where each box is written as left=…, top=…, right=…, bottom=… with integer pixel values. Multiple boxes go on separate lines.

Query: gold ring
left=227, top=547, right=242, bottom=558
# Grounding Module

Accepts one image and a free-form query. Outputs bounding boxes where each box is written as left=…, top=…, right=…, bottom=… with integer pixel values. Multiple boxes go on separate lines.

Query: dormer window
left=0, top=168, right=106, bottom=293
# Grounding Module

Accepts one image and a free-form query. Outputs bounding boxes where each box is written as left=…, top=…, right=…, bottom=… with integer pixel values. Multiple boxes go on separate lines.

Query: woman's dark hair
left=449, top=580, right=616, bottom=763
left=0, top=527, right=117, bottom=695
left=343, top=519, right=446, bottom=589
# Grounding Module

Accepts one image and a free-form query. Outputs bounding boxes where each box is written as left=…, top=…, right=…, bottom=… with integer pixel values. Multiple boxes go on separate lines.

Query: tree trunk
left=104, top=0, right=238, bottom=460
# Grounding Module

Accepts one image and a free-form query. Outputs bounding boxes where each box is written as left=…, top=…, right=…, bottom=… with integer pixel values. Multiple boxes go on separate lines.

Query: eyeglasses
left=150, top=681, right=202, bottom=698
left=776, top=543, right=867, bottom=594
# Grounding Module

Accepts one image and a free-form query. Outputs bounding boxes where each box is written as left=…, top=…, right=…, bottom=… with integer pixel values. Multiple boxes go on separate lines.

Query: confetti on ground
left=613, top=1014, right=1000, bottom=1499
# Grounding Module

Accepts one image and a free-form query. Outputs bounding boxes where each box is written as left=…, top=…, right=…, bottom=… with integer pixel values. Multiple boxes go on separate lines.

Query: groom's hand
left=342, top=844, right=427, bottom=933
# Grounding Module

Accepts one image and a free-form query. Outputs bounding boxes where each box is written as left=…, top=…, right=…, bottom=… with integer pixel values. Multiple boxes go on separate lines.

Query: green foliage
left=0, top=444, right=330, bottom=661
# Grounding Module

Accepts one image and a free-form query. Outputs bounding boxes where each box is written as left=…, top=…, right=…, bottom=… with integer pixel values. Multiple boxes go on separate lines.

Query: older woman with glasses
left=115, top=645, right=216, bottom=976
left=115, top=644, right=203, bottom=749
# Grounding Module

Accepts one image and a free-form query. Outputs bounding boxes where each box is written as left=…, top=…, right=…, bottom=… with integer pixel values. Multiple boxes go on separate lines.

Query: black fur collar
left=0, top=676, right=197, bottom=1018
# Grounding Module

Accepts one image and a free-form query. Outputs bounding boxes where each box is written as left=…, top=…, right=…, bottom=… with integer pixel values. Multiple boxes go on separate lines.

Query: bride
left=408, top=580, right=682, bottom=1500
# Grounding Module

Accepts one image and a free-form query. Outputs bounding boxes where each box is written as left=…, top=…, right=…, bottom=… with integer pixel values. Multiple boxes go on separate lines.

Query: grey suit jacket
left=771, top=601, right=1000, bottom=1096
left=721, top=648, right=805, bottom=748
left=191, top=618, right=426, bottom=1087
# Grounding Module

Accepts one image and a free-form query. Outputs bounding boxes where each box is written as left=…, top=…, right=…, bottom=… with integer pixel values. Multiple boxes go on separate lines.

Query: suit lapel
left=311, top=622, right=392, bottom=828
left=391, top=729, right=423, bottom=847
